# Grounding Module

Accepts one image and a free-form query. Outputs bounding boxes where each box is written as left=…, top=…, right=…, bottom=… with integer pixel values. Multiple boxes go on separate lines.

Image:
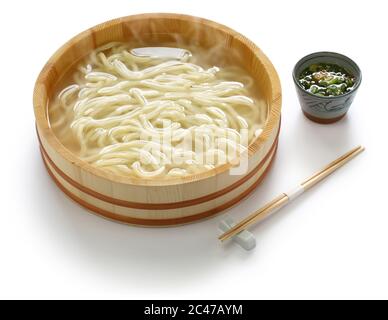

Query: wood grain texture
left=33, top=13, right=282, bottom=226
left=41, top=141, right=278, bottom=226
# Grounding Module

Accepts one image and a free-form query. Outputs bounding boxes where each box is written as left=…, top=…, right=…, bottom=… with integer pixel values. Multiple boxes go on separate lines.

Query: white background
left=1, top=0, right=387, bottom=300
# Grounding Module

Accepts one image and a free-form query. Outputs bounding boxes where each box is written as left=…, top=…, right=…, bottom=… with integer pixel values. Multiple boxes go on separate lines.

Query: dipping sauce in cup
left=293, top=52, right=361, bottom=124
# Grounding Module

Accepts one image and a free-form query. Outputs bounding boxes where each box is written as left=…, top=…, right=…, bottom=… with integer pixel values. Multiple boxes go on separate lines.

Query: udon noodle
left=49, top=42, right=267, bottom=178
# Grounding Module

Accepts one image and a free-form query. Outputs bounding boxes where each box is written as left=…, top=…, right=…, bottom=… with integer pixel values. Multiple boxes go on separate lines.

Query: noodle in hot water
left=49, top=42, right=267, bottom=179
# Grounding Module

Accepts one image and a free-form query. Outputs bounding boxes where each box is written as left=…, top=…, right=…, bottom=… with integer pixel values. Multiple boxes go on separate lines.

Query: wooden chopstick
left=219, top=145, right=365, bottom=242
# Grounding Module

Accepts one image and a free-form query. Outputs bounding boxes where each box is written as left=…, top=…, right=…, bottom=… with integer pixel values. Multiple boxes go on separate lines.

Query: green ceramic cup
left=292, top=51, right=362, bottom=124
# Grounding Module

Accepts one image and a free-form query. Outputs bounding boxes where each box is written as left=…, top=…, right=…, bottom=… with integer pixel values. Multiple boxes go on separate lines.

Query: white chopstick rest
left=219, top=218, right=256, bottom=251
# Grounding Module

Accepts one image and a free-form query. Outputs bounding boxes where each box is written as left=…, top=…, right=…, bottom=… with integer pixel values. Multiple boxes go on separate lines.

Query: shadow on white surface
left=248, top=111, right=358, bottom=239
left=27, top=141, right=263, bottom=289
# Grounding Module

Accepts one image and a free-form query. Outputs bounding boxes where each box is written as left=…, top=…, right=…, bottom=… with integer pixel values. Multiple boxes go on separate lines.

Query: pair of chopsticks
left=219, top=145, right=365, bottom=243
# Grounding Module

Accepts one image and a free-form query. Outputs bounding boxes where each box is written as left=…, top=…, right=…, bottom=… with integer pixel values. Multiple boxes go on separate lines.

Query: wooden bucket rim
left=33, top=13, right=282, bottom=187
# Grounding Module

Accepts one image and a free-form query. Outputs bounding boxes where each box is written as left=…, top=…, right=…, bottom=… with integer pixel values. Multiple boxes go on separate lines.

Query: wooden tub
left=33, top=13, right=281, bottom=226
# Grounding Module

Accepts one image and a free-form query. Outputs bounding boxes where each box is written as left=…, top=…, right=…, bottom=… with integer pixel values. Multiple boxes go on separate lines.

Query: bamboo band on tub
left=39, top=137, right=278, bottom=208
left=40, top=143, right=278, bottom=226
left=37, top=124, right=280, bottom=211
